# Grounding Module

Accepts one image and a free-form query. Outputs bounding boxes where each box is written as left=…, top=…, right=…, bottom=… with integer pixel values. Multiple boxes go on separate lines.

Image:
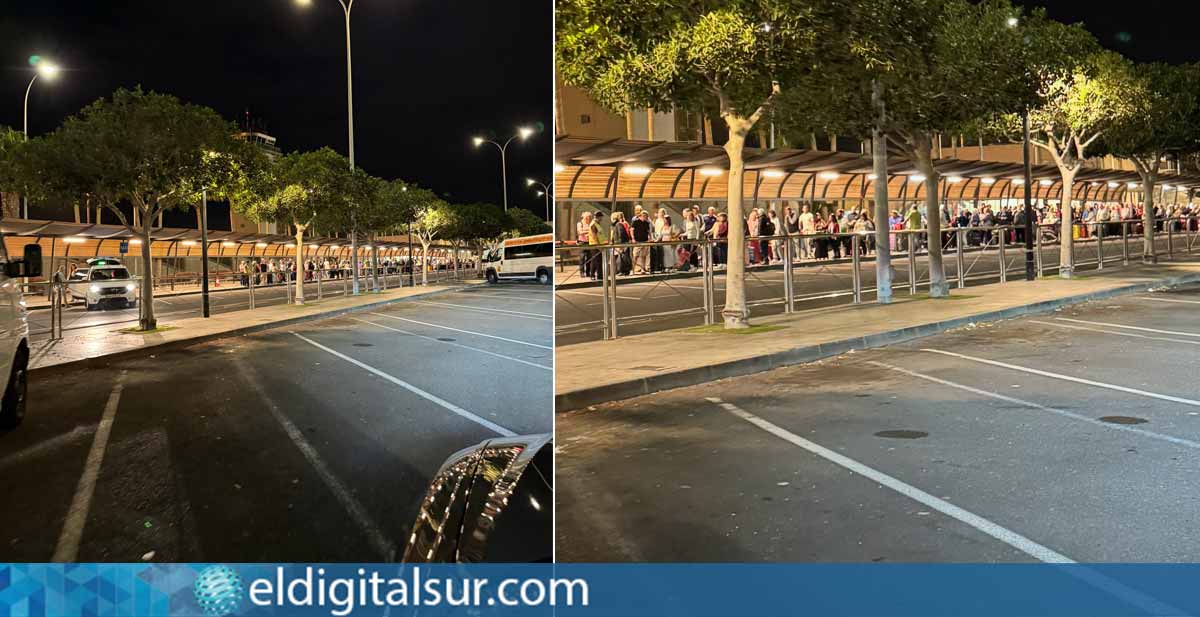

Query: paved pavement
left=556, top=231, right=1191, bottom=345
left=0, top=283, right=551, bottom=562
left=556, top=283, right=1200, bottom=562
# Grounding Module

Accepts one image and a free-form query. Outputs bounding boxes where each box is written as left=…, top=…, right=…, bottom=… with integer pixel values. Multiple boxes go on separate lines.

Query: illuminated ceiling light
left=256, top=242, right=268, bottom=248
left=623, top=165, right=651, bottom=176
left=763, top=169, right=785, bottom=178
left=63, top=236, right=85, bottom=244
left=1108, top=182, right=1119, bottom=188
left=554, top=163, right=565, bottom=174
left=867, top=174, right=878, bottom=181
left=1039, top=179, right=1053, bottom=186
left=946, top=176, right=964, bottom=184
left=981, top=177, right=996, bottom=185
left=1012, top=178, right=1025, bottom=186
left=1089, top=182, right=1100, bottom=186
left=286, top=243, right=296, bottom=248
left=910, top=174, right=926, bottom=182
left=129, top=239, right=142, bottom=245
left=818, top=171, right=840, bottom=180
left=1127, top=182, right=1139, bottom=189
left=181, top=240, right=198, bottom=246
left=1162, top=184, right=1172, bottom=190
left=222, top=241, right=236, bottom=247
left=699, top=167, right=723, bottom=177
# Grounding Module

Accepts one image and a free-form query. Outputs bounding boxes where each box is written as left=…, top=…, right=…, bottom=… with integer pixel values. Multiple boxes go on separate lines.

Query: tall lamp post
left=22, top=58, right=59, bottom=219
left=296, top=0, right=361, bottom=294
left=473, top=127, right=534, bottom=212
left=526, top=178, right=551, bottom=221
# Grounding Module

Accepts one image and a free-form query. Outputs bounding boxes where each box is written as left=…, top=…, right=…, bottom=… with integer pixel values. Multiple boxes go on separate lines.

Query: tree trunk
left=294, top=224, right=306, bottom=304
left=1142, top=176, right=1157, bottom=264
left=420, top=240, right=429, bottom=286
left=914, top=137, right=948, bottom=297
left=722, top=120, right=750, bottom=328
left=371, top=234, right=380, bottom=292
left=871, top=80, right=893, bottom=304
left=139, top=220, right=156, bottom=330
left=1058, top=169, right=1077, bottom=278
left=73, top=202, right=81, bottom=224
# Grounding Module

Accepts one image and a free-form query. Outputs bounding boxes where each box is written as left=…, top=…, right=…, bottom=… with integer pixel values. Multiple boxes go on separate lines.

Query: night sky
left=1016, top=0, right=1198, bottom=64
left=0, top=0, right=553, bottom=218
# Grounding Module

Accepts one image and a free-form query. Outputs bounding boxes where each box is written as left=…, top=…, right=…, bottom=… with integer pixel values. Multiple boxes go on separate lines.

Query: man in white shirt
left=799, top=204, right=816, bottom=259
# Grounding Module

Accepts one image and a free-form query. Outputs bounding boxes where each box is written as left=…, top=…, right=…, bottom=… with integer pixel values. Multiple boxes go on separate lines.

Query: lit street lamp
left=23, top=58, right=59, bottom=219
left=474, top=127, right=534, bottom=212
left=296, top=0, right=362, bottom=294
left=526, top=178, right=551, bottom=221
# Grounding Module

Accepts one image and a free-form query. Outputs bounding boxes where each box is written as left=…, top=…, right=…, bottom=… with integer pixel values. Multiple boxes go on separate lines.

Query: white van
left=484, top=233, right=553, bottom=285
left=0, top=242, right=42, bottom=429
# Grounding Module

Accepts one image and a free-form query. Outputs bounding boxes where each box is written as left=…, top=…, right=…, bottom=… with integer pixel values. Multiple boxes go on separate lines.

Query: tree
left=407, top=189, right=454, bottom=285
left=780, top=0, right=1060, bottom=297
left=356, top=176, right=416, bottom=291
left=506, top=207, right=552, bottom=237
left=444, top=202, right=508, bottom=276
left=0, top=127, right=24, bottom=219
left=21, top=88, right=243, bottom=330
left=558, top=0, right=831, bottom=327
left=232, top=148, right=355, bottom=304
left=1103, top=62, right=1200, bottom=264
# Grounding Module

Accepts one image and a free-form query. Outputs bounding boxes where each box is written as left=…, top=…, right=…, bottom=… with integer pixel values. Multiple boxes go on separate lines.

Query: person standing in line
left=577, top=212, right=593, bottom=279
left=630, top=210, right=652, bottom=274
left=799, top=204, right=816, bottom=260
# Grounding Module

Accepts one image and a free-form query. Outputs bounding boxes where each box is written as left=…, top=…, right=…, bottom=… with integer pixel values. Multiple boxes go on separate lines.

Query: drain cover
left=437, top=337, right=456, bottom=342
left=352, top=343, right=374, bottom=348
left=874, top=430, right=929, bottom=440
left=1099, top=416, right=1148, bottom=425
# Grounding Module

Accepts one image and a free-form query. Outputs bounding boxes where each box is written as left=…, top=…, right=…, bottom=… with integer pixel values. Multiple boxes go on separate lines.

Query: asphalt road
left=0, top=283, right=551, bottom=562
left=555, top=231, right=1190, bottom=345
left=557, top=283, right=1200, bottom=562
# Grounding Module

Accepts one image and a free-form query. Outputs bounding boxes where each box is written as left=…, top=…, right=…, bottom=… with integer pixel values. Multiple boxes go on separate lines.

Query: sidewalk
left=30, top=280, right=483, bottom=370
left=554, top=257, right=1200, bottom=410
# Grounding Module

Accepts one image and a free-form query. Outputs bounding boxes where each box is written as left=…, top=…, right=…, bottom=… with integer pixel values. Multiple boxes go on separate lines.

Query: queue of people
left=573, top=200, right=1200, bottom=280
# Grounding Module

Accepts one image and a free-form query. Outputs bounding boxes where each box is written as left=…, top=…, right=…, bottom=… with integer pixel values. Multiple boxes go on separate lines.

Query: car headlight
left=125, top=283, right=136, bottom=291
left=89, top=285, right=100, bottom=294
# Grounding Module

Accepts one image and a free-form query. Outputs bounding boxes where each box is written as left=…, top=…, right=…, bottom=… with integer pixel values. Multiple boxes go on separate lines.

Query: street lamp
left=296, top=0, right=362, bottom=294
left=473, top=127, right=534, bottom=212
left=23, top=58, right=59, bottom=219
left=526, top=178, right=551, bottom=221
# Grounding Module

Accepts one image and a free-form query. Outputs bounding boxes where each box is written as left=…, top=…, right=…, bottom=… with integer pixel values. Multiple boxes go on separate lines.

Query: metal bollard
left=1035, top=226, right=1044, bottom=277
left=1097, top=223, right=1105, bottom=270
left=851, top=234, right=862, bottom=304
left=343, top=270, right=348, bottom=295
left=248, top=271, right=256, bottom=310
left=1122, top=221, right=1130, bottom=266
left=608, top=247, right=619, bottom=338
left=703, top=243, right=715, bottom=325
left=1168, top=221, right=1174, bottom=258
left=317, top=269, right=323, bottom=300
left=998, top=228, right=1007, bottom=283
left=955, top=228, right=965, bottom=289
left=907, top=232, right=918, bottom=295
left=783, top=236, right=794, bottom=313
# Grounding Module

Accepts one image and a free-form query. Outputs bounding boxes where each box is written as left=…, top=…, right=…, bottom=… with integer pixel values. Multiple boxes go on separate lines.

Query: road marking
left=1032, top=320, right=1200, bottom=346
left=867, top=361, right=1200, bottom=450
left=0, top=425, right=96, bottom=472
left=235, top=359, right=395, bottom=562
left=452, top=290, right=552, bottom=303
left=1055, top=317, right=1200, bottom=338
left=1138, top=295, right=1200, bottom=305
left=53, top=371, right=126, bottom=562
left=410, top=300, right=551, bottom=320
left=292, top=332, right=517, bottom=437
left=370, top=313, right=551, bottom=350
left=556, top=290, right=642, bottom=300
left=706, top=396, right=1073, bottom=563
left=348, top=317, right=551, bottom=371
left=922, top=348, right=1200, bottom=408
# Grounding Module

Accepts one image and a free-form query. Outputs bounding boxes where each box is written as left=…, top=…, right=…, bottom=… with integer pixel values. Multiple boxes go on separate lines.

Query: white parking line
left=1139, top=295, right=1200, bottom=305
left=53, top=371, right=126, bottom=563
left=922, top=348, right=1200, bottom=408
left=868, top=361, right=1200, bottom=450
left=292, top=332, right=517, bottom=437
left=453, top=290, right=552, bottom=303
left=1055, top=317, right=1200, bottom=338
left=1032, top=320, right=1200, bottom=346
left=556, top=290, right=642, bottom=300
left=349, top=317, right=551, bottom=371
left=411, top=300, right=551, bottom=320
left=706, top=396, right=1073, bottom=563
left=370, top=313, right=551, bottom=350
left=0, top=425, right=96, bottom=472
left=236, top=358, right=395, bottom=562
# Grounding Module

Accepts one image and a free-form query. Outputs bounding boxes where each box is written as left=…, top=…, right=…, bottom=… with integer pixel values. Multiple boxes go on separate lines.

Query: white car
left=68, top=263, right=138, bottom=311
left=0, top=243, right=41, bottom=429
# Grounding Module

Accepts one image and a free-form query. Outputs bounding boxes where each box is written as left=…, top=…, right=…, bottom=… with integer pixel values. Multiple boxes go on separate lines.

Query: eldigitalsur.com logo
left=193, top=565, right=245, bottom=617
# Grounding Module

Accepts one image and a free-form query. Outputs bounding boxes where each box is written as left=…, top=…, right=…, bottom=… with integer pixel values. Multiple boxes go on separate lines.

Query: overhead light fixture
left=1108, top=182, right=1119, bottom=188
left=699, top=167, right=723, bottom=177
left=867, top=174, right=878, bottom=181
left=129, top=239, right=142, bottom=245
left=181, top=240, right=198, bottom=246
left=256, top=242, right=268, bottom=248
left=981, top=177, right=996, bottom=185
left=63, top=236, right=85, bottom=244
left=1089, top=182, right=1100, bottom=186
left=623, top=165, right=651, bottom=176
left=222, top=241, right=236, bottom=247
left=763, top=169, right=785, bottom=178
left=1039, top=179, right=1053, bottom=186
left=910, top=174, right=926, bottom=182
left=1127, top=182, right=1139, bottom=189
left=818, top=171, right=840, bottom=180
left=946, top=176, right=964, bottom=184
left=1162, top=184, right=1172, bottom=190
left=1012, top=178, right=1025, bottom=186
left=554, top=163, right=565, bottom=174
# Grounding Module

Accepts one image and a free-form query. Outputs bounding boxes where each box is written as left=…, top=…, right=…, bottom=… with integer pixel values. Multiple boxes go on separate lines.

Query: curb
left=31, top=283, right=483, bottom=374
left=554, top=271, right=1200, bottom=412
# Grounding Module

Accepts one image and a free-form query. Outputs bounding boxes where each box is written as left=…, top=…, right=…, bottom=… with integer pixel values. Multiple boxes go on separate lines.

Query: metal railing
left=555, top=217, right=1194, bottom=341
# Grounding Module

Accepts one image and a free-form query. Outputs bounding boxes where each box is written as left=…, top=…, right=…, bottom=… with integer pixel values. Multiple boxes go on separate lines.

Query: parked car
left=68, top=259, right=138, bottom=311
left=0, top=244, right=42, bottom=429
left=403, top=433, right=552, bottom=562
